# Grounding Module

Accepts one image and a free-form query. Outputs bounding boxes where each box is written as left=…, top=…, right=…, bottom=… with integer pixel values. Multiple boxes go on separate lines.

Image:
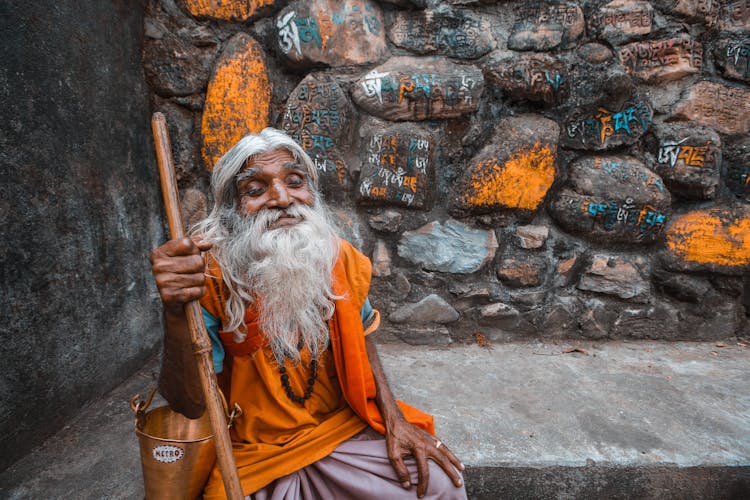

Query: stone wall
left=144, top=0, right=750, bottom=345
left=0, top=1, right=163, bottom=470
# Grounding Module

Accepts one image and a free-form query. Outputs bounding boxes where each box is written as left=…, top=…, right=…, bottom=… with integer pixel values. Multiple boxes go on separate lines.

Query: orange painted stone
left=179, top=0, right=275, bottom=22
left=201, top=33, right=270, bottom=169
left=464, top=145, right=556, bottom=211
left=450, top=114, right=558, bottom=217
left=664, top=206, right=750, bottom=273
left=672, top=81, right=750, bottom=135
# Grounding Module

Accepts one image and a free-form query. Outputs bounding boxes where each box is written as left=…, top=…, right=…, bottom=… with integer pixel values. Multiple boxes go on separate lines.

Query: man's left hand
left=384, top=415, right=464, bottom=498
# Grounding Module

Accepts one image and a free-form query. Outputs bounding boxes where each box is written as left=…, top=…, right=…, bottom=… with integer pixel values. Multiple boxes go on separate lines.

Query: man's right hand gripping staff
left=150, top=236, right=213, bottom=419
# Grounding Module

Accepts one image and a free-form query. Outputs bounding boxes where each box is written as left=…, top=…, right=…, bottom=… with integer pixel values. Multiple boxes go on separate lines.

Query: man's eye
left=241, top=187, right=264, bottom=197
left=287, top=175, right=305, bottom=187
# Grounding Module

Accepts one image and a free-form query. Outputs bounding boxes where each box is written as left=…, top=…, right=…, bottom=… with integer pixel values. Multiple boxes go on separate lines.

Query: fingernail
left=460, top=462, right=465, bottom=470
left=402, top=481, right=410, bottom=489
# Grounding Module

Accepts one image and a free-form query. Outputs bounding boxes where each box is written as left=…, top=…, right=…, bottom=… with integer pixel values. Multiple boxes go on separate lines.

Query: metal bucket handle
left=130, top=387, right=242, bottom=429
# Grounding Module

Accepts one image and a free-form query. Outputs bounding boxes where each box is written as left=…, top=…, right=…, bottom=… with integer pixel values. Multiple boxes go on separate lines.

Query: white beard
left=215, top=202, right=341, bottom=363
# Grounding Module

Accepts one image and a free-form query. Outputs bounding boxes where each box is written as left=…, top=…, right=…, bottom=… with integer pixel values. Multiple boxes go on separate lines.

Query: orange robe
left=199, top=240, right=434, bottom=497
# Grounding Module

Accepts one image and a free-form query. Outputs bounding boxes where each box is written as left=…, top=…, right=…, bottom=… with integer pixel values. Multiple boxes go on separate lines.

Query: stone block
left=651, top=269, right=712, bottom=303
left=201, top=33, right=270, bottom=169
left=143, top=2, right=220, bottom=97
left=388, top=294, right=459, bottom=323
left=577, top=255, right=650, bottom=302
left=578, top=298, right=616, bottom=338
left=372, top=240, right=391, bottom=277
left=568, top=155, right=671, bottom=209
left=477, top=303, right=538, bottom=336
left=508, top=1, right=584, bottom=51
left=612, top=303, right=681, bottom=339
left=356, top=125, right=435, bottom=209
left=715, top=35, right=750, bottom=83
left=671, top=81, right=750, bottom=135
left=556, top=256, right=577, bottom=276
left=387, top=6, right=494, bottom=59
left=397, top=219, right=498, bottom=274
left=179, top=0, right=276, bottom=21
left=479, top=302, right=518, bottom=318
left=618, top=36, right=703, bottom=82
left=393, top=271, right=411, bottom=299
left=391, top=324, right=453, bottom=345
left=651, top=0, right=718, bottom=24
left=368, top=210, right=403, bottom=232
left=548, top=155, right=670, bottom=244
left=351, top=56, right=483, bottom=121
left=562, top=96, right=652, bottom=150
left=274, top=0, right=388, bottom=68
left=483, top=51, right=568, bottom=104
left=727, top=158, right=750, bottom=201
left=514, top=225, right=549, bottom=249
left=496, top=255, right=549, bottom=288
left=508, top=289, right=548, bottom=310
left=577, top=43, right=614, bottom=64
left=450, top=114, right=558, bottom=218
left=719, top=1, right=750, bottom=31
left=587, top=0, right=653, bottom=45
left=280, top=73, right=355, bottom=195
left=539, top=297, right=578, bottom=337
left=653, top=123, right=721, bottom=200
left=663, top=205, right=750, bottom=275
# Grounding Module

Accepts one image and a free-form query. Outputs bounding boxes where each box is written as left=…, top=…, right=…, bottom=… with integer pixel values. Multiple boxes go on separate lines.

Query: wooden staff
left=151, top=112, right=244, bottom=500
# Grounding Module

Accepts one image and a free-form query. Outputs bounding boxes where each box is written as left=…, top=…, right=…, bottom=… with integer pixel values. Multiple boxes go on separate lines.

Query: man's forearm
left=158, top=309, right=206, bottom=418
left=365, top=337, right=406, bottom=426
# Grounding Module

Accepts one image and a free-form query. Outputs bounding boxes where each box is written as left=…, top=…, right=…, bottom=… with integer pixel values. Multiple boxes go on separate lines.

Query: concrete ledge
left=377, top=341, right=750, bottom=499
left=1, top=341, right=749, bottom=499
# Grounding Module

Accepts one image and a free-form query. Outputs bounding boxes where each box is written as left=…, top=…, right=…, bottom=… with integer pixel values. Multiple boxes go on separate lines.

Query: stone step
left=1, top=341, right=748, bottom=499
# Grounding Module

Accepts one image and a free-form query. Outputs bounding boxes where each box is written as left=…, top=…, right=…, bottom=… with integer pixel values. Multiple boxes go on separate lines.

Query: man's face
left=235, top=149, right=315, bottom=229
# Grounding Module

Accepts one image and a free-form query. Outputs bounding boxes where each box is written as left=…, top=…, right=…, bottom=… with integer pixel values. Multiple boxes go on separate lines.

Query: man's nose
left=267, top=180, right=291, bottom=207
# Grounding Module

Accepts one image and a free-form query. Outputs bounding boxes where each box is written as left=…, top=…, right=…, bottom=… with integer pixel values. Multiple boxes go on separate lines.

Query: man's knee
left=424, top=460, right=467, bottom=499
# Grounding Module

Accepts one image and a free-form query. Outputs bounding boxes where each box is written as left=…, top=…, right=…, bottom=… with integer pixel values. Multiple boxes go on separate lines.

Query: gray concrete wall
left=0, top=1, right=163, bottom=470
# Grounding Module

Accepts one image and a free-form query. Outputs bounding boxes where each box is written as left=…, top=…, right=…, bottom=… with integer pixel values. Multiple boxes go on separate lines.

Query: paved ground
left=1, top=340, right=749, bottom=499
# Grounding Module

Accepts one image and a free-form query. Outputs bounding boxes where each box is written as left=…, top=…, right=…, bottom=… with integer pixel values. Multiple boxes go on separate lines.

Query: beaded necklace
left=278, top=339, right=318, bottom=404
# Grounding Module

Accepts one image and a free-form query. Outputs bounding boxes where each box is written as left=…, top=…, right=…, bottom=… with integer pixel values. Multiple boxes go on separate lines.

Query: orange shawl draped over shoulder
left=200, top=240, right=434, bottom=496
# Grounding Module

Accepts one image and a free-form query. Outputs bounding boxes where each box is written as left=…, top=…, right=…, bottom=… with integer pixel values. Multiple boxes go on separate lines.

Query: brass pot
left=131, top=389, right=216, bottom=500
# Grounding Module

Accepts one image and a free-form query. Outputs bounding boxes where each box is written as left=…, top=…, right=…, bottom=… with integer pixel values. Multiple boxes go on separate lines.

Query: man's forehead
left=237, top=149, right=306, bottom=176
left=245, top=148, right=295, bottom=166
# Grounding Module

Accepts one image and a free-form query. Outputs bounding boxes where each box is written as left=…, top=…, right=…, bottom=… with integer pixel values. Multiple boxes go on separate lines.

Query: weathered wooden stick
left=151, top=112, right=244, bottom=500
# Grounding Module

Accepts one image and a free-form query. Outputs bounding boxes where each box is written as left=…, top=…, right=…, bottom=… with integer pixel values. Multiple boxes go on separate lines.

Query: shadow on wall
left=0, top=1, right=163, bottom=470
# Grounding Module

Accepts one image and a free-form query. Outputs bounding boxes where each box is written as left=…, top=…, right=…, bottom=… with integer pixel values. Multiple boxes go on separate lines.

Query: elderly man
left=150, top=128, right=466, bottom=499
